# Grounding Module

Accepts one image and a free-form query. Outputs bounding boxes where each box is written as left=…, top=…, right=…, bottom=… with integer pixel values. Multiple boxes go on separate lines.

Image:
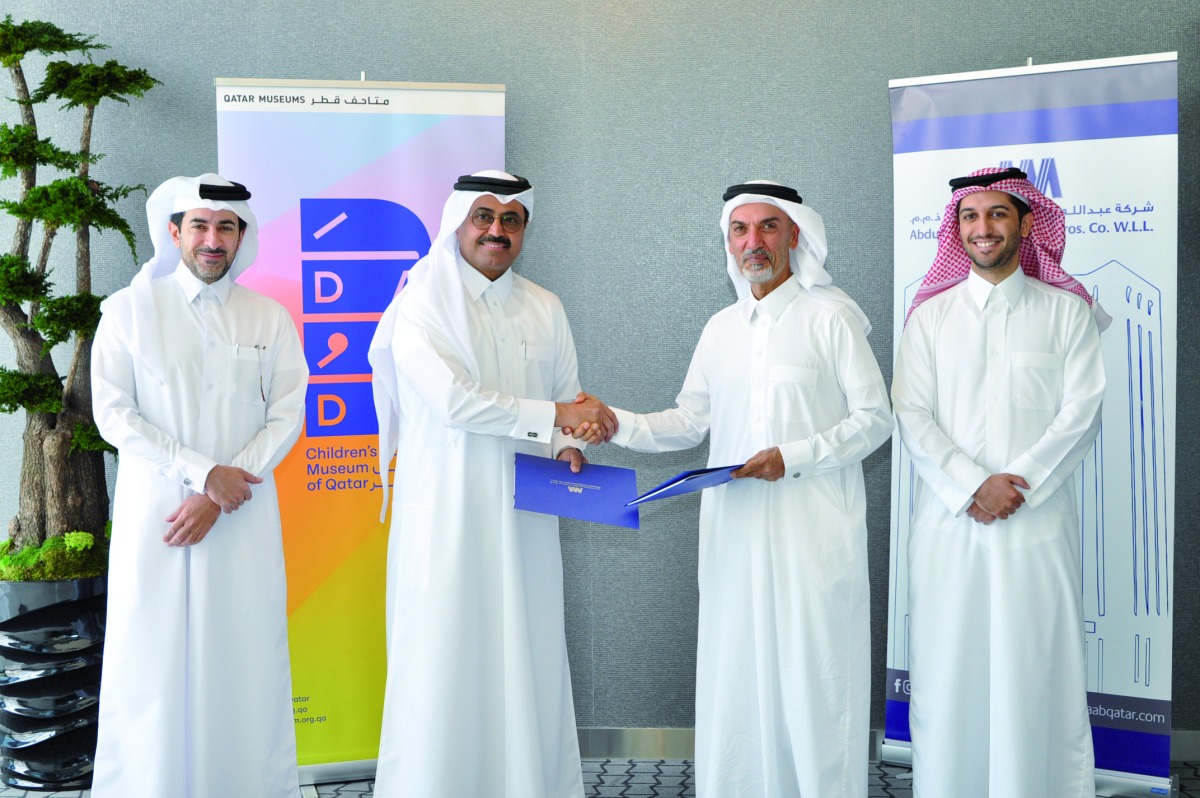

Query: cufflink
left=183, top=478, right=192, bottom=486
left=528, top=432, right=538, bottom=438
left=792, top=473, right=801, bottom=479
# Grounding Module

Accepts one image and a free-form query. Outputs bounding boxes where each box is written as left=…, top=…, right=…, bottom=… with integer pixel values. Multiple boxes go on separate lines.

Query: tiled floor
left=0, top=760, right=1196, bottom=796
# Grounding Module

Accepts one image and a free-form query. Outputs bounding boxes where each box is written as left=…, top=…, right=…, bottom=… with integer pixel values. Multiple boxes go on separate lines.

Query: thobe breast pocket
left=767, top=364, right=819, bottom=439
left=521, top=343, right=555, bottom=391
left=1010, top=351, right=1064, bottom=410
left=229, top=344, right=267, bottom=404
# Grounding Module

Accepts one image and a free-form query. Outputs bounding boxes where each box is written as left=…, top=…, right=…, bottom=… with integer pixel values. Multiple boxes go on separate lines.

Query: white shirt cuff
left=611, top=407, right=637, bottom=447
left=514, top=398, right=556, bottom=444
left=1005, top=452, right=1052, bottom=508
left=777, top=439, right=816, bottom=481
left=553, top=431, right=585, bottom=458
left=175, top=448, right=219, bottom=493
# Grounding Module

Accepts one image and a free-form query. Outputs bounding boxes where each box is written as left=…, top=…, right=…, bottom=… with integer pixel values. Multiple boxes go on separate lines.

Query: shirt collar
left=966, top=266, right=1026, bottom=311
left=741, top=273, right=800, bottom=322
left=457, top=252, right=514, bottom=303
left=173, top=260, right=232, bottom=305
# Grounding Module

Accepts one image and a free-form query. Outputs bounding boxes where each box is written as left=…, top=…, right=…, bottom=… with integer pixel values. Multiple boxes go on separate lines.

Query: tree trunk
left=75, top=227, right=90, bottom=294
left=0, top=302, right=54, bottom=377
left=10, top=413, right=50, bottom=549
left=3, top=292, right=68, bottom=551
left=7, top=61, right=35, bottom=262
left=64, top=104, right=98, bottom=459
left=43, top=412, right=108, bottom=541
left=10, top=411, right=108, bottom=551
left=76, top=104, right=93, bottom=294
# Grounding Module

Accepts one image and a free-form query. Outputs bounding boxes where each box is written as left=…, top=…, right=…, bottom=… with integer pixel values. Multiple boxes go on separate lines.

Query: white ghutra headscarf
left=721, top=179, right=871, bottom=334
left=107, top=173, right=258, bottom=384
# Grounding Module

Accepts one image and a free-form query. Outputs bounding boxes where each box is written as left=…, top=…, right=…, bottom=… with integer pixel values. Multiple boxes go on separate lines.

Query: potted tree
left=0, top=15, right=156, bottom=790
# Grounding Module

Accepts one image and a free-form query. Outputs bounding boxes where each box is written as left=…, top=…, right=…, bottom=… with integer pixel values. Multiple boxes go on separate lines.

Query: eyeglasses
left=468, top=209, right=524, bottom=234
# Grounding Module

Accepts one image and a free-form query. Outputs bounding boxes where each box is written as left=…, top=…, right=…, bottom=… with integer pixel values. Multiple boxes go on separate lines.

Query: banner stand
left=883, top=53, right=1178, bottom=798
left=216, top=77, right=506, bottom=778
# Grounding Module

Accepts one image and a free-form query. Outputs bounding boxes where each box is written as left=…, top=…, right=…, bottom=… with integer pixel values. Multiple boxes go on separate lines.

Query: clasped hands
left=554, top=392, right=617, bottom=474
left=967, top=473, right=1030, bottom=525
left=557, top=392, right=618, bottom=445
left=163, top=465, right=262, bottom=547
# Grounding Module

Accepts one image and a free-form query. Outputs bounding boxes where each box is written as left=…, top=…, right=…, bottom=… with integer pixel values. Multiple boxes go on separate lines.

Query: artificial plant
left=0, top=15, right=157, bottom=577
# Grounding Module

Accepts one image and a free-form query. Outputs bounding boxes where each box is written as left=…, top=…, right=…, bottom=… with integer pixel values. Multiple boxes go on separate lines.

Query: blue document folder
left=513, top=453, right=640, bottom=529
left=625, top=463, right=745, bottom=507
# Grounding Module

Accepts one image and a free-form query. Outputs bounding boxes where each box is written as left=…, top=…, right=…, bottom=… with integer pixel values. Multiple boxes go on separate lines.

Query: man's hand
left=164, top=494, right=221, bottom=546
left=731, top=447, right=784, bottom=482
left=204, top=465, right=263, bottom=513
left=557, top=392, right=618, bottom=443
left=973, top=473, right=1030, bottom=520
left=557, top=447, right=588, bottom=474
left=966, top=501, right=997, bottom=525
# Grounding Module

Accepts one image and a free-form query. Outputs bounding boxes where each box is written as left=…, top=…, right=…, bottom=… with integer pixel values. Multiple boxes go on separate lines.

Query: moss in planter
left=0, top=526, right=109, bottom=581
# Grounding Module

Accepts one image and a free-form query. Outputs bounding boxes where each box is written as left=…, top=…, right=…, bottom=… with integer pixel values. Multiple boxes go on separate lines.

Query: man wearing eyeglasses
left=368, top=171, right=613, bottom=798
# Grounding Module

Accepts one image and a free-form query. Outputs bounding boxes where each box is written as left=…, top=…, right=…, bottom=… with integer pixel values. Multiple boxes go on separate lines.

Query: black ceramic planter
left=0, top=577, right=105, bottom=791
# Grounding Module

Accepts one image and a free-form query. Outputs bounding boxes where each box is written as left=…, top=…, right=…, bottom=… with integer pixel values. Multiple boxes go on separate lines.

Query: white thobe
left=892, top=268, right=1104, bottom=798
left=91, top=263, right=307, bottom=798
left=373, top=260, right=584, bottom=798
left=611, top=276, right=892, bottom=798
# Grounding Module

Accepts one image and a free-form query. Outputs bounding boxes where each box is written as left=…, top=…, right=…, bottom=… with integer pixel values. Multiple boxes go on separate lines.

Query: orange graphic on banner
left=277, top=432, right=390, bottom=617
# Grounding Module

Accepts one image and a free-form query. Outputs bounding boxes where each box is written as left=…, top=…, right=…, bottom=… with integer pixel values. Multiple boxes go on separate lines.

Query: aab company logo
left=998, top=158, right=1062, bottom=198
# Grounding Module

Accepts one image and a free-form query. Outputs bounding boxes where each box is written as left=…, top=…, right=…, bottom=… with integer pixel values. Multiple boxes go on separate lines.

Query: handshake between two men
left=550, top=391, right=788, bottom=483
left=553, top=392, right=617, bottom=473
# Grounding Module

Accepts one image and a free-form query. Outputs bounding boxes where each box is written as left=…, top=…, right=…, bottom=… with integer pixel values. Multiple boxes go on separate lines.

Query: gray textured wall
left=0, top=0, right=1195, bottom=731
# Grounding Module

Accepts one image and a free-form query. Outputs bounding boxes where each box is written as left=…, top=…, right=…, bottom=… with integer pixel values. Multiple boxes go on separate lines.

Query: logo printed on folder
left=513, top=453, right=639, bottom=529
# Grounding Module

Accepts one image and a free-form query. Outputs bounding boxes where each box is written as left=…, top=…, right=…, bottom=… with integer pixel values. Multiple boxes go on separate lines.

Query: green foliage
left=70, top=419, right=115, bottom=456
left=31, top=59, right=159, bottom=109
left=0, top=366, right=61, bottom=413
left=62, top=530, right=92, bottom=553
left=0, top=16, right=98, bottom=69
left=0, top=530, right=108, bottom=580
left=32, top=291, right=102, bottom=349
left=0, top=252, right=50, bottom=304
left=0, top=177, right=140, bottom=259
left=0, top=123, right=86, bottom=179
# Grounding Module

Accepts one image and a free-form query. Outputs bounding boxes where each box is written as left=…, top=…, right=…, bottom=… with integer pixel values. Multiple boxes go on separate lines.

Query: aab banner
left=884, top=54, right=1177, bottom=797
left=216, top=78, right=504, bottom=780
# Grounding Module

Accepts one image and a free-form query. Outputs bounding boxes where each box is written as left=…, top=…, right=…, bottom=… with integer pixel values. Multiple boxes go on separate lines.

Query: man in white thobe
left=91, top=174, right=307, bottom=797
left=574, top=181, right=892, bottom=797
left=893, top=166, right=1107, bottom=797
left=367, top=171, right=615, bottom=798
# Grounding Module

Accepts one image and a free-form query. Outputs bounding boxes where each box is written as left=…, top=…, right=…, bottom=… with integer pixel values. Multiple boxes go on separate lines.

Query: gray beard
left=740, top=263, right=775, bottom=284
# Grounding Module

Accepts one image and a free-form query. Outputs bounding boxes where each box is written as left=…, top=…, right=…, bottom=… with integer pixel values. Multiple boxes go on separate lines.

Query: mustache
left=740, top=247, right=771, bottom=264
left=477, top=234, right=510, bottom=248
left=195, top=247, right=228, bottom=255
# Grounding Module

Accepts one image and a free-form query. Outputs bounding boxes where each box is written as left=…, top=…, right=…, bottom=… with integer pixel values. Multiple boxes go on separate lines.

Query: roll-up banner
left=884, top=54, right=1177, bottom=797
left=215, top=78, right=505, bottom=781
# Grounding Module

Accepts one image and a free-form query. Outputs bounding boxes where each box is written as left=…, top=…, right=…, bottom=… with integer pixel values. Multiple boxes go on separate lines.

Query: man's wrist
left=176, top=448, right=219, bottom=492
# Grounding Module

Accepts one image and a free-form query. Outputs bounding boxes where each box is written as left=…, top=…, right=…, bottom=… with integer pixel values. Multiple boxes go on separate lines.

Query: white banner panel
left=884, top=53, right=1178, bottom=797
